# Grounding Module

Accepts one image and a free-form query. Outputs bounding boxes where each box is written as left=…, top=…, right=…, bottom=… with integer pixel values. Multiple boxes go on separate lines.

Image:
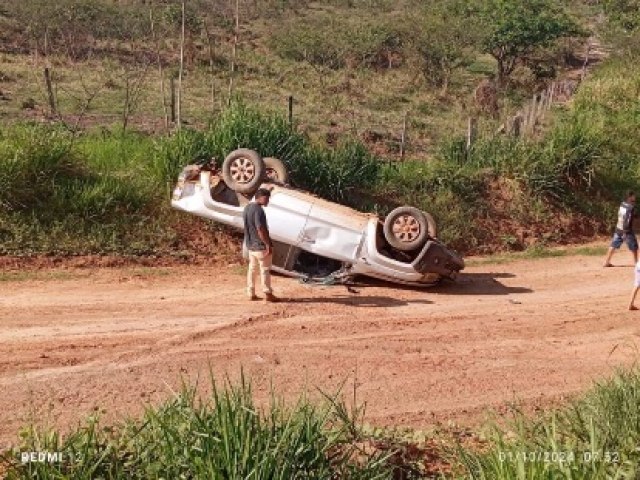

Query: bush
left=269, top=16, right=403, bottom=69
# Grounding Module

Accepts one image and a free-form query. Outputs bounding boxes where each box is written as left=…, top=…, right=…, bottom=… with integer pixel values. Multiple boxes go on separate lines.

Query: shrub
left=269, top=16, right=403, bottom=69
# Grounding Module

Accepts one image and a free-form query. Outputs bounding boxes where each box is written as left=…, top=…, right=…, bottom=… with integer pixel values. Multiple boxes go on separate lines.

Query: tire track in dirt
left=1, top=252, right=639, bottom=449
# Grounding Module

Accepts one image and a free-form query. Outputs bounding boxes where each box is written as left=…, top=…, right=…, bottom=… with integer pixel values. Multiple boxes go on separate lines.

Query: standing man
left=603, top=191, right=638, bottom=267
left=243, top=188, right=279, bottom=302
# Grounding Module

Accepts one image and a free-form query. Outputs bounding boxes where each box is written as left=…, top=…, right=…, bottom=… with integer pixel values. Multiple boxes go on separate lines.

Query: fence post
left=527, top=95, right=537, bottom=134
left=399, top=111, right=408, bottom=159
left=170, top=76, right=176, bottom=123
left=466, top=117, right=477, bottom=151
left=44, top=67, right=57, bottom=115
left=512, top=112, right=523, bottom=137
left=538, top=91, right=547, bottom=122
left=288, top=95, right=293, bottom=127
left=581, top=42, right=592, bottom=82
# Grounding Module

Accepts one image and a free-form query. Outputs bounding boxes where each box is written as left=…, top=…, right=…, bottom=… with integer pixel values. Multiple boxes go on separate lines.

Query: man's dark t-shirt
left=243, top=202, right=268, bottom=251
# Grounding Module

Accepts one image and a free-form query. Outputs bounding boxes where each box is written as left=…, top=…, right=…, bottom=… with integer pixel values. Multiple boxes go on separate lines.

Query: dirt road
left=2, top=252, right=640, bottom=449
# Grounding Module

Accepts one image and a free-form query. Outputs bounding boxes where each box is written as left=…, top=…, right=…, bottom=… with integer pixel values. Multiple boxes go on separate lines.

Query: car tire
left=422, top=211, right=438, bottom=239
left=263, top=157, right=289, bottom=184
left=222, top=149, right=266, bottom=194
left=383, top=206, right=430, bottom=252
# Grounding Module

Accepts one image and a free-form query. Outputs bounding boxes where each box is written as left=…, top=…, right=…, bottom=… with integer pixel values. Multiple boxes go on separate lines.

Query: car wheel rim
left=392, top=214, right=420, bottom=243
left=229, top=157, right=255, bottom=184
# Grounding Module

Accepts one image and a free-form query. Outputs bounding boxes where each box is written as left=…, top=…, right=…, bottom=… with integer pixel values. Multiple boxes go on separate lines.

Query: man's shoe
left=248, top=294, right=260, bottom=301
left=264, top=293, right=280, bottom=303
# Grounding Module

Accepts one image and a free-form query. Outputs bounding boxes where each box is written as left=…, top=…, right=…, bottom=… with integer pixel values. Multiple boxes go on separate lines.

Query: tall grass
left=457, top=367, right=640, bottom=479
left=2, top=53, right=640, bottom=257
left=3, top=375, right=396, bottom=479
left=151, top=103, right=380, bottom=204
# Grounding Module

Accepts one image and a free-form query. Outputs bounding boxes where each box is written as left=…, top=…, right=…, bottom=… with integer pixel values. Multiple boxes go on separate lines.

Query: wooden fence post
left=288, top=95, right=293, bottom=127
left=399, top=111, right=408, bottom=159
left=527, top=95, right=537, bottom=134
left=581, top=42, right=592, bottom=82
left=44, top=67, right=57, bottom=115
left=466, top=117, right=477, bottom=151
left=170, top=76, right=176, bottom=123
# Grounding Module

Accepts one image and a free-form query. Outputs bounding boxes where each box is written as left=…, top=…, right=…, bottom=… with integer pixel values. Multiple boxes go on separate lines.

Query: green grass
left=7, top=367, right=640, bottom=478
left=456, top=367, right=640, bottom=479
left=466, top=243, right=608, bottom=266
left=3, top=374, right=400, bottom=479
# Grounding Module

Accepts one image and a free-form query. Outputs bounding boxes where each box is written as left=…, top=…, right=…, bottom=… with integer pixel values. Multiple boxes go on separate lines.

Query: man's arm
left=257, top=226, right=272, bottom=256
left=254, top=208, right=272, bottom=255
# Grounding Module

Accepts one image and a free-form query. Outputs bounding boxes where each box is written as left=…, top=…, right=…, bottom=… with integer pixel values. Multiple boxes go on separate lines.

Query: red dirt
left=1, top=251, right=640, bottom=449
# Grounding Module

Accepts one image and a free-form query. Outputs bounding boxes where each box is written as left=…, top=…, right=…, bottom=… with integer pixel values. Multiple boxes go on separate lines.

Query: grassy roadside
left=465, top=243, right=609, bottom=266
left=4, top=367, right=640, bottom=478
left=0, top=267, right=173, bottom=283
left=1, top=11, right=639, bottom=258
left=0, top=241, right=611, bottom=281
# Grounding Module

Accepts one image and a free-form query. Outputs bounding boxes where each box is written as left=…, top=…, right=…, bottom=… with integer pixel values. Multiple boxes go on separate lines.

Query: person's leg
left=629, top=287, right=640, bottom=310
left=631, top=260, right=640, bottom=310
left=257, top=252, right=273, bottom=295
left=628, top=234, right=639, bottom=264
left=604, top=233, right=623, bottom=266
left=246, top=252, right=259, bottom=299
left=603, top=247, right=615, bottom=267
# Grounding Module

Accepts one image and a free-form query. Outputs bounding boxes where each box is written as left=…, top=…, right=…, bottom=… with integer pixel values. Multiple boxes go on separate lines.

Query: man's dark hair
left=627, top=191, right=636, bottom=200
left=255, top=188, right=271, bottom=199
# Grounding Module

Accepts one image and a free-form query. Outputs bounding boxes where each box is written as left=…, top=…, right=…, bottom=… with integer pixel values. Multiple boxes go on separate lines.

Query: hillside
left=1, top=0, right=639, bottom=257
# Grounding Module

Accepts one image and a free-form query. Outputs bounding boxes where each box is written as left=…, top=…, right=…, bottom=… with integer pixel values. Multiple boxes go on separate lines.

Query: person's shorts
left=611, top=232, right=638, bottom=251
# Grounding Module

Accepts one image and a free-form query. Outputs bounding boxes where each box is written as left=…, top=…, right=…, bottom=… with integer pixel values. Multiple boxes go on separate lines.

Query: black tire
left=383, top=206, right=429, bottom=252
left=422, top=211, right=438, bottom=239
left=222, top=149, right=265, bottom=194
left=263, top=157, right=289, bottom=184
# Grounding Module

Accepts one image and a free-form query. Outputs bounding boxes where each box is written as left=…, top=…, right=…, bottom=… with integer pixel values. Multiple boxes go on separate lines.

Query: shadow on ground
left=288, top=295, right=433, bottom=308
left=433, top=272, right=533, bottom=296
left=345, top=272, right=533, bottom=296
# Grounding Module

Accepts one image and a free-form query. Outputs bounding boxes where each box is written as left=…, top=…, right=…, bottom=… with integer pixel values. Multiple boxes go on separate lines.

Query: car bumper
left=412, top=240, right=464, bottom=279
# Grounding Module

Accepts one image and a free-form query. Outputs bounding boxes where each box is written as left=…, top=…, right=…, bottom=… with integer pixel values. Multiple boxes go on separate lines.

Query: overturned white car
left=171, top=149, right=464, bottom=286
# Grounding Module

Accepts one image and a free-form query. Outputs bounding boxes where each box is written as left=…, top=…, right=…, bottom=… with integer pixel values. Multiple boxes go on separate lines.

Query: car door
left=298, top=199, right=369, bottom=262
left=263, top=188, right=313, bottom=247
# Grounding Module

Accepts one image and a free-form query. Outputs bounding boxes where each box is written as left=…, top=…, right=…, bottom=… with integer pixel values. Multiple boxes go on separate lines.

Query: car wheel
left=263, top=157, right=289, bottom=184
left=222, top=149, right=266, bottom=194
left=383, top=206, right=429, bottom=252
left=422, top=211, right=438, bottom=239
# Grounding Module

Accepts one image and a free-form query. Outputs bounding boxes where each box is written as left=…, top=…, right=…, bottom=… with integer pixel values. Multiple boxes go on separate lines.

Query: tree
left=602, top=0, right=640, bottom=32
left=478, top=0, right=583, bottom=84
left=407, top=0, right=480, bottom=93
left=413, top=13, right=475, bottom=93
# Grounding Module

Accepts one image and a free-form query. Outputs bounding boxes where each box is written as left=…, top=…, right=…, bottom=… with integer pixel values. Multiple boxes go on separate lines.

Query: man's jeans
left=247, top=250, right=273, bottom=296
